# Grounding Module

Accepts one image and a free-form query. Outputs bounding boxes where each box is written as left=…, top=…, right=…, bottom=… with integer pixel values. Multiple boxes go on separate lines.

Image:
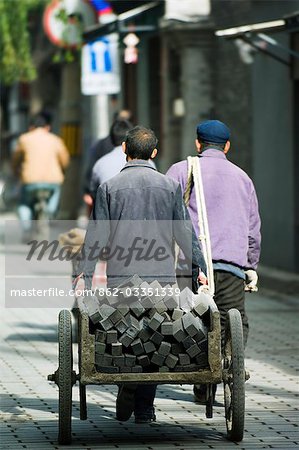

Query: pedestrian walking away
left=83, top=110, right=133, bottom=210
left=166, top=119, right=261, bottom=403
left=89, top=119, right=133, bottom=199
left=75, top=125, right=207, bottom=423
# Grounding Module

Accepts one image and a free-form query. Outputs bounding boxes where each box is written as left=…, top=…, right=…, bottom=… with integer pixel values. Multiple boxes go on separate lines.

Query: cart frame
left=48, top=300, right=246, bottom=445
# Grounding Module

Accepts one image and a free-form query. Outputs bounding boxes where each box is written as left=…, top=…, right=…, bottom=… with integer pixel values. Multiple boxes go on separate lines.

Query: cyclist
left=12, top=111, right=69, bottom=241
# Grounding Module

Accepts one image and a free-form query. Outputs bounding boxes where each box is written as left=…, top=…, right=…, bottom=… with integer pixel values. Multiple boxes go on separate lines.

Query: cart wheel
left=58, top=310, right=73, bottom=445
left=223, top=309, right=245, bottom=442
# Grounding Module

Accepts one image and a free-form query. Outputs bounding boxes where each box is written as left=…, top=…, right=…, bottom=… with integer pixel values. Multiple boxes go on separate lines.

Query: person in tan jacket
left=12, top=112, right=69, bottom=238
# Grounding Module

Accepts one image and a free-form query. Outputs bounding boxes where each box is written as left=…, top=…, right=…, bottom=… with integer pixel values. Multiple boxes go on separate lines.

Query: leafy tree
left=0, top=0, right=44, bottom=84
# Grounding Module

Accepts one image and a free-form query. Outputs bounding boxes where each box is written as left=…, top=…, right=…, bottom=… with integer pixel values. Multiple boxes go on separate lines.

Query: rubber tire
left=223, top=308, right=245, bottom=442
left=58, top=310, right=73, bottom=445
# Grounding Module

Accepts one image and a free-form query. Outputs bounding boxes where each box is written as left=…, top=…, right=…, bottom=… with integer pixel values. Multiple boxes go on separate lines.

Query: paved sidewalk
left=0, top=287, right=298, bottom=449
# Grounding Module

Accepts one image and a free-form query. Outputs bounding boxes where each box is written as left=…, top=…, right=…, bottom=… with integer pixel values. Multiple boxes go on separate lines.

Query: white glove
left=244, top=270, right=258, bottom=292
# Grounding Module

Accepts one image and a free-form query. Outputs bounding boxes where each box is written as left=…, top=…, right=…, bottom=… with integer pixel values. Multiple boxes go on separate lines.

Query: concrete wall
left=252, top=32, right=295, bottom=270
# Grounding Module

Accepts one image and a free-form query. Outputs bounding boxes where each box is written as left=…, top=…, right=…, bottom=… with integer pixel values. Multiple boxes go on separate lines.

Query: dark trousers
left=134, top=385, right=157, bottom=416
left=214, top=270, right=248, bottom=348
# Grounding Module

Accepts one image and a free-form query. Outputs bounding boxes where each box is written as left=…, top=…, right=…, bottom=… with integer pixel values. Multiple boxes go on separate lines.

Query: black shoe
left=116, top=384, right=136, bottom=422
left=193, top=384, right=217, bottom=404
left=135, top=410, right=156, bottom=424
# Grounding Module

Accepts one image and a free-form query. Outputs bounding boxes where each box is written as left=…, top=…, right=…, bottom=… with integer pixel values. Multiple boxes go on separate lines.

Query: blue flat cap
left=196, top=120, right=230, bottom=144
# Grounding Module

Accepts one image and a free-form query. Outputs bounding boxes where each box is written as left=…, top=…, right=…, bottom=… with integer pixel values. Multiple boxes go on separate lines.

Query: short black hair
left=110, top=119, right=133, bottom=146
left=30, top=111, right=52, bottom=128
left=125, top=126, right=158, bottom=160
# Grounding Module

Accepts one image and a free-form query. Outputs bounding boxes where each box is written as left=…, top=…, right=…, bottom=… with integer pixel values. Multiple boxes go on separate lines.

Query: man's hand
left=244, top=269, right=258, bottom=292
left=198, top=271, right=208, bottom=285
left=83, top=194, right=93, bottom=206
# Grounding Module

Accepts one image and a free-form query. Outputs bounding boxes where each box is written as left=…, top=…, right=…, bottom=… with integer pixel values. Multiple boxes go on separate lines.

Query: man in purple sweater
left=166, top=119, right=261, bottom=402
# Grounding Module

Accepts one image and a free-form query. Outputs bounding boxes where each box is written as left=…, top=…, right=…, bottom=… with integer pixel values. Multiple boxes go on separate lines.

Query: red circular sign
left=43, top=0, right=97, bottom=48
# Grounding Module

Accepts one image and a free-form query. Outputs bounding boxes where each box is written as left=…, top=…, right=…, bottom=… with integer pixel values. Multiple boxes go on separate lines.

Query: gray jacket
left=80, top=160, right=206, bottom=288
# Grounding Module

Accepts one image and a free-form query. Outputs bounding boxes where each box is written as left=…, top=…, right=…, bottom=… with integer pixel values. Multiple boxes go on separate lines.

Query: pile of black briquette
left=81, top=275, right=214, bottom=374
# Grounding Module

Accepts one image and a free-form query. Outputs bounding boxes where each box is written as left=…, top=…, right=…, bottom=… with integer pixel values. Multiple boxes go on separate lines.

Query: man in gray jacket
left=77, top=126, right=207, bottom=423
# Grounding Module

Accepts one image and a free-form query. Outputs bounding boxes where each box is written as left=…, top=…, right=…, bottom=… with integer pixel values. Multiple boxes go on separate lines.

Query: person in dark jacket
left=76, top=126, right=207, bottom=424
left=83, top=110, right=132, bottom=207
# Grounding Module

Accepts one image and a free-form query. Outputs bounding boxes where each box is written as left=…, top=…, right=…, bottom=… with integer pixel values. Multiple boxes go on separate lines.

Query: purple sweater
left=166, top=149, right=261, bottom=270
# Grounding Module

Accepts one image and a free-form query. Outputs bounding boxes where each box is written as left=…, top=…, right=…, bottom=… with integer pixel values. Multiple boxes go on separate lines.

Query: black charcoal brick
left=95, top=353, right=113, bottom=366
left=99, top=317, right=113, bottom=331
left=163, top=294, right=178, bottom=310
left=148, top=312, right=164, bottom=331
left=131, top=338, right=144, bottom=356
left=165, top=354, right=178, bottom=369
left=125, top=354, right=136, bottom=367
left=96, top=365, right=119, bottom=373
left=110, top=309, right=123, bottom=325
left=137, top=355, right=150, bottom=367
left=193, top=317, right=208, bottom=341
left=161, top=321, right=173, bottom=335
left=159, top=366, right=170, bottom=372
left=182, top=312, right=198, bottom=337
left=95, top=342, right=106, bottom=355
left=179, top=353, right=190, bottom=366
left=172, top=308, right=184, bottom=321
left=171, top=343, right=181, bottom=355
left=155, top=301, right=167, bottom=314
left=186, top=344, right=201, bottom=358
left=130, top=301, right=145, bottom=318
left=150, top=331, right=164, bottom=345
left=128, top=314, right=140, bottom=331
left=139, top=327, right=152, bottom=342
left=95, top=330, right=106, bottom=343
left=101, top=304, right=116, bottom=319
left=115, top=317, right=129, bottom=334
left=131, top=365, right=143, bottom=373
left=197, top=338, right=208, bottom=353
left=113, top=355, right=125, bottom=367
left=143, top=341, right=156, bottom=354
left=106, top=330, right=118, bottom=344
left=84, top=296, right=102, bottom=324
left=151, top=351, right=165, bottom=367
left=111, top=343, right=122, bottom=356
left=182, top=335, right=196, bottom=349
left=158, top=341, right=171, bottom=357
left=119, top=332, right=134, bottom=347
left=173, top=318, right=187, bottom=342
left=193, top=292, right=211, bottom=316
left=140, top=296, right=155, bottom=309
left=118, top=304, right=130, bottom=316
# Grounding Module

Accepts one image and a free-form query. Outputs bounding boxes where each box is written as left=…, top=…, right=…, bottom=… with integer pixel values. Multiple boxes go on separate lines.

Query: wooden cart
left=48, top=299, right=246, bottom=445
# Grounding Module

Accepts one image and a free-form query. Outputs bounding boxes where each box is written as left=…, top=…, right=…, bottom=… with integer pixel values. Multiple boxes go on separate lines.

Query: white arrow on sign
left=81, top=34, right=120, bottom=95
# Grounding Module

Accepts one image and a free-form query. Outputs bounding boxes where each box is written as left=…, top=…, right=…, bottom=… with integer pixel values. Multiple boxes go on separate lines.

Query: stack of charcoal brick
left=82, top=275, right=213, bottom=374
